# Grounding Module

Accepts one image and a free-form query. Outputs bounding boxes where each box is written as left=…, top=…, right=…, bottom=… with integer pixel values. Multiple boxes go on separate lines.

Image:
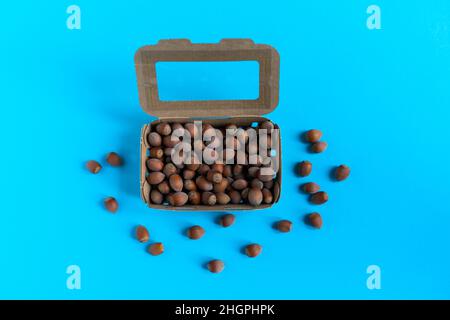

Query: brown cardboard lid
left=134, top=39, right=280, bottom=118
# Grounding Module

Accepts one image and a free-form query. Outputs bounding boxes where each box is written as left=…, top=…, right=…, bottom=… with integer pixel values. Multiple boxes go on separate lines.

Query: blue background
left=1, top=0, right=449, bottom=299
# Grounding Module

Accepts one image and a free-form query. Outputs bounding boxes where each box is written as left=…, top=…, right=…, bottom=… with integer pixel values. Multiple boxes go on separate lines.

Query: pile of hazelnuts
left=143, top=120, right=280, bottom=207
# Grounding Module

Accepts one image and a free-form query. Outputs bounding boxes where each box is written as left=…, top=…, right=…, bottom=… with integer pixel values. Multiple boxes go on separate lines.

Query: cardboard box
left=134, top=39, right=281, bottom=211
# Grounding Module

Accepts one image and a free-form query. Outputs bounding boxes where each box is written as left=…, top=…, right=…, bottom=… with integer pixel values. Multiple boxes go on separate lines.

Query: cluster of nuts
left=135, top=213, right=263, bottom=273
left=296, top=129, right=351, bottom=228
left=86, top=152, right=124, bottom=213
left=143, top=121, right=280, bottom=207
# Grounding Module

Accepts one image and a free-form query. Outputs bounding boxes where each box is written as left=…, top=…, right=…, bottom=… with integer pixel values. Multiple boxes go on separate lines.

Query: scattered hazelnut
left=136, top=225, right=150, bottom=243
left=86, top=160, right=102, bottom=174
left=147, top=242, right=164, bottom=255
left=309, top=191, right=329, bottom=205
left=308, top=213, right=323, bottom=229
left=304, top=129, right=322, bottom=143
left=219, top=214, right=236, bottom=227
left=207, top=260, right=224, bottom=273
left=334, top=165, right=350, bottom=181
left=245, top=244, right=262, bottom=257
left=187, top=225, right=205, bottom=240
left=104, top=197, right=118, bottom=213
left=296, top=161, right=312, bottom=177
left=310, top=141, right=327, bottom=153
left=301, top=182, right=320, bottom=194
left=106, top=152, right=123, bottom=166
left=276, top=220, right=292, bottom=232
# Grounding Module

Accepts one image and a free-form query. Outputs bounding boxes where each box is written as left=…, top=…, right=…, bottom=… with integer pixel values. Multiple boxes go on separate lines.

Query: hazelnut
left=233, top=164, right=244, bottom=176
left=147, top=172, right=165, bottom=185
left=169, top=174, right=183, bottom=192
left=259, top=121, right=274, bottom=131
left=149, top=147, right=164, bottom=159
left=228, top=190, right=241, bottom=204
left=309, top=191, right=329, bottom=205
left=232, top=179, right=248, bottom=190
left=207, top=260, right=225, bottom=273
left=163, top=163, right=178, bottom=177
left=296, top=161, right=312, bottom=177
left=187, top=225, right=205, bottom=240
left=201, top=192, right=217, bottom=206
left=148, top=132, right=162, bottom=147
left=196, top=176, right=213, bottom=191
left=150, top=190, right=163, bottom=204
left=301, top=182, right=320, bottom=194
left=256, top=169, right=274, bottom=182
left=206, top=170, right=223, bottom=184
left=157, top=181, right=170, bottom=194
left=197, top=164, right=210, bottom=176
left=250, top=179, right=264, bottom=190
left=310, top=141, right=328, bottom=153
left=104, top=197, right=118, bottom=213
left=308, top=212, right=323, bottom=229
left=155, top=122, right=172, bottom=136
left=219, top=214, right=235, bottom=227
left=241, top=188, right=249, bottom=200
left=248, top=187, right=263, bottom=206
left=213, top=179, right=229, bottom=193
left=162, top=135, right=179, bottom=148
left=188, top=191, right=201, bottom=205
left=222, top=165, right=232, bottom=177
left=146, top=158, right=164, bottom=171
left=263, top=180, right=274, bottom=189
left=245, top=244, right=262, bottom=257
left=211, top=163, right=224, bottom=173
left=262, top=188, right=273, bottom=204
left=86, top=160, right=102, bottom=174
left=136, top=225, right=150, bottom=243
left=276, top=220, right=292, bottom=232
left=334, top=165, right=350, bottom=181
left=168, top=192, right=188, bottom=206
left=184, top=179, right=197, bottom=191
left=106, top=152, right=123, bottom=166
left=303, top=129, right=322, bottom=143
left=216, top=192, right=231, bottom=205
left=247, top=167, right=260, bottom=178
left=147, top=242, right=164, bottom=256
left=183, top=169, right=196, bottom=180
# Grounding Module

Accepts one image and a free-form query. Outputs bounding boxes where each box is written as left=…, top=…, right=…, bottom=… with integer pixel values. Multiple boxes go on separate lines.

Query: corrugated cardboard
left=135, top=39, right=281, bottom=211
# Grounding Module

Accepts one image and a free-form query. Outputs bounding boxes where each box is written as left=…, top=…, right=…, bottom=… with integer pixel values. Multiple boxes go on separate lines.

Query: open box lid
left=134, top=39, right=280, bottom=118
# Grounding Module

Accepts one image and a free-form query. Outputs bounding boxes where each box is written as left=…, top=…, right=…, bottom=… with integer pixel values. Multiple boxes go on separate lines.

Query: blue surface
left=1, top=0, right=450, bottom=299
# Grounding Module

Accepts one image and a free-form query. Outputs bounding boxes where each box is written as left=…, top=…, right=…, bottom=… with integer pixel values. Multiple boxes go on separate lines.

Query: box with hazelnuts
left=135, top=39, right=282, bottom=210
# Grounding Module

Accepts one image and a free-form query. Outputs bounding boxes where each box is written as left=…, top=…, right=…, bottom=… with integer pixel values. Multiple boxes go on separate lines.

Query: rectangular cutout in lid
left=156, top=61, right=260, bottom=102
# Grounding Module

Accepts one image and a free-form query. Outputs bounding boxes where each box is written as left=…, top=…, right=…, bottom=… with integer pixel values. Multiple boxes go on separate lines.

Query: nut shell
left=147, top=172, right=165, bottom=185
left=309, top=191, right=329, bottom=205
left=106, top=152, right=123, bottom=166
left=207, top=260, right=225, bottom=273
left=301, top=182, right=320, bottom=194
left=146, top=158, right=164, bottom=172
left=308, top=213, right=323, bottom=229
left=276, top=220, right=292, bottom=232
left=148, top=132, right=162, bottom=147
left=248, top=187, right=263, bottom=206
left=147, top=242, right=164, bottom=256
left=296, top=161, right=312, bottom=177
left=334, top=165, right=350, bottom=181
left=169, top=192, right=188, bottom=206
left=136, top=225, right=150, bottom=243
left=310, top=141, right=328, bottom=153
left=245, top=244, right=262, bottom=257
left=156, top=122, right=172, bottom=136
left=187, top=225, right=205, bottom=240
left=150, top=190, right=163, bottom=204
left=86, top=160, right=102, bottom=174
left=104, top=197, right=118, bottom=213
left=169, top=174, right=183, bottom=192
left=304, top=129, right=322, bottom=143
